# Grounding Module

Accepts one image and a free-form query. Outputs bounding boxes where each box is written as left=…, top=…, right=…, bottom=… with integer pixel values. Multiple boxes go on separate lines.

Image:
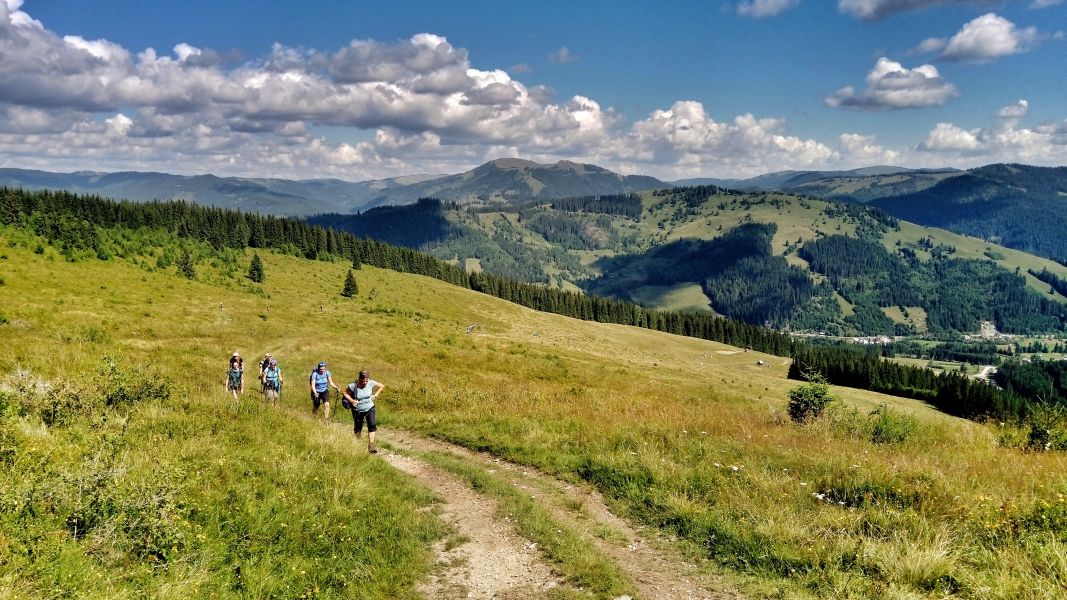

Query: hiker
left=262, top=358, right=283, bottom=405
left=225, top=358, right=244, bottom=400
left=229, top=351, right=243, bottom=370
left=343, top=370, right=384, bottom=453
left=309, top=361, right=341, bottom=420
left=257, top=352, right=272, bottom=387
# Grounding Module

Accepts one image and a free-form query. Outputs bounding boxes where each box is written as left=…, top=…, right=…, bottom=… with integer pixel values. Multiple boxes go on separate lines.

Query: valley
left=314, top=186, right=1067, bottom=339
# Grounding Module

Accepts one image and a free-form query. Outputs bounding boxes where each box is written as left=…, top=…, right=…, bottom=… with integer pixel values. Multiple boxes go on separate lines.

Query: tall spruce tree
left=248, top=252, right=265, bottom=283
left=341, top=269, right=358, bottom=297
left=177, top=249, right=196, bottom=279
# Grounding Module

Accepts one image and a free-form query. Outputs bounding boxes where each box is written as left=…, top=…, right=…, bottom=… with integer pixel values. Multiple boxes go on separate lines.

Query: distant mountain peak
left=483, top=158, right=542, bottom=170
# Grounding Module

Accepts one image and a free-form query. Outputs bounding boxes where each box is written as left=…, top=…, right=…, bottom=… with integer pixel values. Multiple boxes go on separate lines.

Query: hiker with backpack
left=309, top=361, right=341, bottom=421
left=342, top=370, right=385, bottom=454
left=225, top=354, right=244, bottom=400
left=262, top=358, right=283, bottom=405
left=258, top=352, right=272, bottom=383
left=257, top=352, right=273, bottom=396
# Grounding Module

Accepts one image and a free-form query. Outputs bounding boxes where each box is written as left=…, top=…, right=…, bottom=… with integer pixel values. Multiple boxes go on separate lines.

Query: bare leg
left=323, top=401, right=331, bottom=421
left=368, top=431, right=377, bottom=453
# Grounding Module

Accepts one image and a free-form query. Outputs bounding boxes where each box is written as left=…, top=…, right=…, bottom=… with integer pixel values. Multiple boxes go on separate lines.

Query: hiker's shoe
left=369, top=445, right=378, bottom=454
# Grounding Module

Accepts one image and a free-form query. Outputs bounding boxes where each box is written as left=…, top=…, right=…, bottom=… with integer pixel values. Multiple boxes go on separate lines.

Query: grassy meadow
left=1, top=225, right=1066, bottom=598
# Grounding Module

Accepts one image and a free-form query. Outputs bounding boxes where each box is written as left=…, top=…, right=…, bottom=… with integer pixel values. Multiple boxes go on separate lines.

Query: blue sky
left=1, top=0, right=1064, bottom=180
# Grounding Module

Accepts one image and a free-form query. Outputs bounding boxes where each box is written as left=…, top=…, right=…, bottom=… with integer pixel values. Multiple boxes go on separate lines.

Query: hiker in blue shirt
left=309, top=361, right=340, bottom=421
left=342, top=370, right=385, bottom=454
left=262, top=358, right=284, bottom=406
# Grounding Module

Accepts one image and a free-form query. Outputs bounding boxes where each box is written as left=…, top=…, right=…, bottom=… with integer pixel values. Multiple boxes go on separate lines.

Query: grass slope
left=1, top=231, right=1066, bottom=598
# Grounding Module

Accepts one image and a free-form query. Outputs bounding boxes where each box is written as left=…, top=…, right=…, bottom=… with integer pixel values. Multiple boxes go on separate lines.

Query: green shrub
left=788, top=372, right=835, bottom=423
left=1027, top=402, right=1067, bottom=451
left=867, top=404, right=918, bottom=445
left=99, top=356, right=172, bottom=408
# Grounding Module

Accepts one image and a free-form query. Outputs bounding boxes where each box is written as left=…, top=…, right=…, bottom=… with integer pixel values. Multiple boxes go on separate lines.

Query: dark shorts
left=352, top=406, right=377, bottom=433
left=311, top=389, right=330, bottom=410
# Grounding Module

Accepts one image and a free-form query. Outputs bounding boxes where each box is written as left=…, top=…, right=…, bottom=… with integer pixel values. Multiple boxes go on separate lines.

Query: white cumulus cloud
left=914, top=104, right=1067, bottom=167
left=940, top=13, right=1040, bottom=62
left=826, top=57, right=958, bottom=110
left=737, top=0, right=801, bottom=18
left=996, top=99, right=1029, bottom=120
left=3, top=2, right=1066, bottom=181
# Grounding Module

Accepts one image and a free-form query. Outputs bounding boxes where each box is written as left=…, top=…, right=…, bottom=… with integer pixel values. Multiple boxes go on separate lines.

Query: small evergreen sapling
left=341, top=269, right=359, bottom=297
left=177, top=249, right=196, bottom=280
left=248, top=252, right=265, bottom=283
left=788, top=371, right=835, bottom=423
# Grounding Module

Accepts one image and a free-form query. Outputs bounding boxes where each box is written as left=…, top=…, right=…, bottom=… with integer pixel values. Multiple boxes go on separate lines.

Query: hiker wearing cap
left=258, top=353, right=272, bottom=381
left=257, top=352, right=272, bottom=395
left=342, top=370, right=384, bottom=453
left=262, top=358, right=283, bottom=405
left=309, top=361, right=341, bottom=420
left=225, top=353, right=244, bottom=400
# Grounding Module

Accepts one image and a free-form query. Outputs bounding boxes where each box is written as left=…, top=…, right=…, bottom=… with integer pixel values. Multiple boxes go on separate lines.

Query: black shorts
left=352, top=406, right=377, bottom=433
left=311, top=389, right=330, bottom=409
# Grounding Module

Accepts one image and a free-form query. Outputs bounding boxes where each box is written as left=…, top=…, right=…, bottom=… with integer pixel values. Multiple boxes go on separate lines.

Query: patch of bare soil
left=380, top=450, right=561, bottom=599
left=386, top=431, right=742, bottom=600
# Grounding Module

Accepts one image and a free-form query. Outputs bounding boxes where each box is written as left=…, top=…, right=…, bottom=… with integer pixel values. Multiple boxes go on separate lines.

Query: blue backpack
left=228, top=368, right=242, bottom=388
left=264, top=366, right=281, bottom=390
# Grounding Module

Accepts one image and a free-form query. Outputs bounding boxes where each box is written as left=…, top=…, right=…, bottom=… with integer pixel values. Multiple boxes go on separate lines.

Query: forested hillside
left=313, top=184, right=1067, bottom=336
left=863, top=164, right=1067, bottom=260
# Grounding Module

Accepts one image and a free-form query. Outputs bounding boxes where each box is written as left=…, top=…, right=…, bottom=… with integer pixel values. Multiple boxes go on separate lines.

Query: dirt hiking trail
left=379, top=429, right=741, bottom=600
left=382, top=450, right=562, bottom=599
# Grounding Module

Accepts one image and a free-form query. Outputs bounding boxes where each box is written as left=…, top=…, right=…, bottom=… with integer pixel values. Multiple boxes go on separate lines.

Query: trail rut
left=383, top=430, right=741, bottom=600
left=380, top=450, right=561, bottom=599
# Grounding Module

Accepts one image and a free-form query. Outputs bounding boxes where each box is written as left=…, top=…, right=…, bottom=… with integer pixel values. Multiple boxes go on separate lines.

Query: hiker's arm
left=372, top=383, right=384, bottom=398
left=342, top=386, right=355, bottom=402
left=329, top=376, right=340, bottom=391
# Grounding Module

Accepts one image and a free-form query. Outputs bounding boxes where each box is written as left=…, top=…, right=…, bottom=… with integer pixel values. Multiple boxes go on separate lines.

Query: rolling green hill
left=316, top=187, right=1067, bottom=337
left=866, top=164, right=1067, bottom=260
left=2, top=200, right=1066, bottom=598
left=761, top=164, right=1067, bottom=262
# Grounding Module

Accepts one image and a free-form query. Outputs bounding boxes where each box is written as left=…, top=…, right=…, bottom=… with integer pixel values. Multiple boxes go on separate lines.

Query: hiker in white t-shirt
left=342, top=370, right=384, bottom=453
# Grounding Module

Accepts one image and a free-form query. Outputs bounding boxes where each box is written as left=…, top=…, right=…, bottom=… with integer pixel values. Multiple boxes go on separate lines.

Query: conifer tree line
left=1028, top=267, right=1067, bottom=297
left=0, top=187, right=795, bottom=356
left=790, top=344, right=1028, bottom=422
left=549, top=194, right=642, bottom=219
